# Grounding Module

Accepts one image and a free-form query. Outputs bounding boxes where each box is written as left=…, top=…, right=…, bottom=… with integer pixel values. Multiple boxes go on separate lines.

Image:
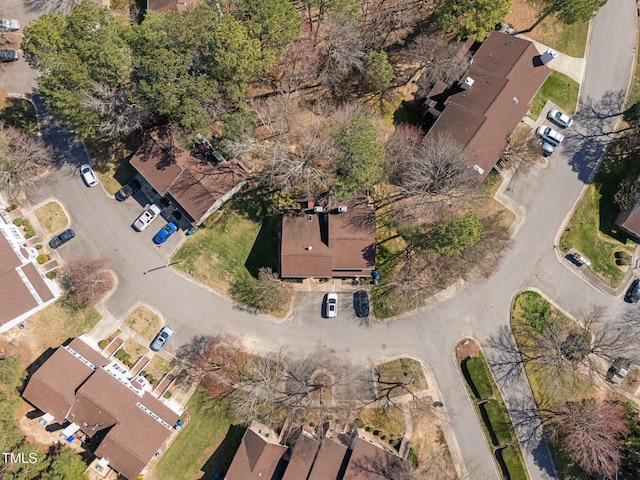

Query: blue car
left=153, top=222, right=178, bottom=244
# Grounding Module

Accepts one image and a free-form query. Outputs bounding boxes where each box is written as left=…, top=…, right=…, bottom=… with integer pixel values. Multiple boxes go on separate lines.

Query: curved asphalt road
left=24, top=1, right=638, bottom=478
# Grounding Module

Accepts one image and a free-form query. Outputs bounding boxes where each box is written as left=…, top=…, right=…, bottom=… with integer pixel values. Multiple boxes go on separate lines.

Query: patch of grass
left=25, top=301, right=101, bottom=360
left=560, top=151, right=637, bottom=287
left=529, top=71, right=579, bottom=120
left=458, top=349, right=528, bottom=480
left=173, top=209, right=290, bottom=316
left=124, top=338, right=147, bottom=360
left=464, top=357, right=494, bottom=400
left=84, top=135, right=142, bottom=196
left=148, top=355, right=172, bottom=377
left=124, top=305, right=162, bottom=341
left=0, top=98, right=38, bottom=133
left=33, top=201, right=68, bottom=236
left=527, top=17, right=589, bottom=58
left=358, top=406, right=405, bottom=440
left=153, top=388, right=241, bottom=480
left=375, top=358, right=427, bottom=396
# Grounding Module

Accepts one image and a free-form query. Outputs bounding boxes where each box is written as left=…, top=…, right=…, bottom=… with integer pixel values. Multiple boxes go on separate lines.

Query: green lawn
left=528, top=18, right=589, bottom=58
left=459, top=349, right=529, bottom=480
left=153, top=388, right=242, bottom=480
left=559, top=151, right=638, bottom=288
left=529, top=72, right=579, bottom=120
left=464, top=357, right=494, bottom=400
left=511, top=292, right=599, bottom=479
left=173, top=208, right=289, bottom=316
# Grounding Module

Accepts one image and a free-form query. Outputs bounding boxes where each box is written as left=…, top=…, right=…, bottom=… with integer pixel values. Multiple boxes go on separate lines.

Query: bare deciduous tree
left=82, top=83, right=146, bottom=137
left=489, top=305, right=640, bottom=392
left=399, top=134, right=479, bottom=202
left=412, top=34, right=471, bottom=97
left=553, top=399, right=630, bottom=479
left=61, top=257, right=113, bottom=306
left=0, top=123, right=52, bottom=201
left=318, top=15, right=365, bottom=94
left=172, top=334, right=249, bottom=395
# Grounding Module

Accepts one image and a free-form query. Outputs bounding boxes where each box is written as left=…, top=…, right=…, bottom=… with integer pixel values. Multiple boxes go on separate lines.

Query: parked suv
left=536, top=125, right=565, bottom=146
left=132, top=204, right=162, bottom=231
left=115, top=179, right=141, bottom=201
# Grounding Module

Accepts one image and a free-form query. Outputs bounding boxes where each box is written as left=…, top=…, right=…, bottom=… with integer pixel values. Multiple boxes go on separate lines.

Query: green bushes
left=36, top=254, right=50, bottom=264
left=98, top=339, right=110, bottom=350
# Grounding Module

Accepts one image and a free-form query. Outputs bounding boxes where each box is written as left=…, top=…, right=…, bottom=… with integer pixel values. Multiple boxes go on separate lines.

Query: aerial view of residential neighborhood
left=1, top=0, right=640, bottom=479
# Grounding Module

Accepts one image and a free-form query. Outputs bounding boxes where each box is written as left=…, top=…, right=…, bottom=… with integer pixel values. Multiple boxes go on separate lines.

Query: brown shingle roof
left=280, top=202, right=376, bottom=279
left=130, top=127, right=248, bottom=224
left=225, top=422, right=287, bottom=480
left=343, top=431, right=408, bottom=480
left=617, top=203, right=640, bottom=238
left=425, top=31, right=550, bottom=178
left=0, top=225, right=57, bottom=327
left=282, top=432, right=321, bottom=480
left=23, top=338, right=181, bottom=480
left=307, top=435, right=348, bottom=480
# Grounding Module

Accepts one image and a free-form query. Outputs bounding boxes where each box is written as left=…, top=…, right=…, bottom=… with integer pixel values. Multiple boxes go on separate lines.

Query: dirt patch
left=409, top=400, right=457, bottom=480
left=504, top=0, right=541, bottom=34
left=124, top=338, right=148, bottom=360
left=34, top=201, right=69, bottom=236
left=124, top=305, right=163, bottom=342
left=0, top=89, right=8, bottom=109
left=455, top=338, right=480, bottom=361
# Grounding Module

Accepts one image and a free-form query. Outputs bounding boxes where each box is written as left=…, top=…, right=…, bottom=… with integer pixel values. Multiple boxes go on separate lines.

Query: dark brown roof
left=22, top=344, right=97, bottom=421
left=282, top=432, right=321, bottom=480
left=307, top=435, right=348, bottom=480
left=343, top=432, right=408, bottom=480
left=280, top=202, right=376, bottom=279
left=617, top=204, right=640, bottom=238
left=225, top=422, right=287, bottom=480
left=147, top=0, right=201, bottom=12
left=0, top=225, right=56, bottom=327
left=425, top=31, right=550, bottom=178
left=130, top=127, right=248, bottom=224
left=22, top=338, right=181, bottom=480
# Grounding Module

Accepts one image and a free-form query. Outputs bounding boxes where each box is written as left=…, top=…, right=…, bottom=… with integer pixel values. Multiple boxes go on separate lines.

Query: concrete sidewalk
left=518, top=35, right=587, bottom=84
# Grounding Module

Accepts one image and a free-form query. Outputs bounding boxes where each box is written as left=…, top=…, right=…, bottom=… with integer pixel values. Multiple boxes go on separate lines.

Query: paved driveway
left=12, top=0, right=640, bottom=478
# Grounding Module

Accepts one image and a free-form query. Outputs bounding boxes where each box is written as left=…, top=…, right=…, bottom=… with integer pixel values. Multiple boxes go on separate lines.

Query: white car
left=80, top=164, right=99, bottom=187
left=0, top=19, right=20, bottom=31
left=325, top=293, right=338, bottom=318
left=536, top=125, right=565, bottom=146
left=132, top=204, right=162, bottom=231
left=547, top=109, right=573, bottom=128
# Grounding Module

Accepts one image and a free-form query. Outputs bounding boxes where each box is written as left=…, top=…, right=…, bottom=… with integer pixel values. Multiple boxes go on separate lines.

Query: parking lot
left=290, top=291, right=372, bottom=326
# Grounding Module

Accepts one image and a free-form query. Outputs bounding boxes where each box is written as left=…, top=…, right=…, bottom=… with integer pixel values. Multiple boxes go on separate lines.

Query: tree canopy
left=436, top=0, right=512, bottom=40
left=22, top=0, right=293, bottom=136
left=363, top=50, right=394, bottom=93
left=334, top=115, right=385, bottom=198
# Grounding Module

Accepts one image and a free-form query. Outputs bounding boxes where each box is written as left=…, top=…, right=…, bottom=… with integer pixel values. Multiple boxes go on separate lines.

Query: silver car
left=547, top=109, right=573, bottom=128
left=536, top=125, right=565, bottom=146
left=0, top=19, right=20, bottom=31
left=132, top=204, right=162, bottom=231
left=150, top=326, right=173, bottom=351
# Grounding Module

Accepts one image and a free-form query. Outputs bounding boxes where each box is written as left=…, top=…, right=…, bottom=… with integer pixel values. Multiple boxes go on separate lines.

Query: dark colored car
left=354, top=290, right=370, bottom=317
left=624, top=278, right=640, bottom=303
left=48, top=229, right=75, bottom=249
left=0, top=50, right=19, bottom=62
left=115, top=179, right=141, bottom=201
left=153, top=222, right=178, bottom=244
left=150, top=326, right=174, bottom=351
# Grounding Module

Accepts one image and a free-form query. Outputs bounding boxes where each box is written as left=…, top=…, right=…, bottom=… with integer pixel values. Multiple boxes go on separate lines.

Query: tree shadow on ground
left=244, top=217, right=280, bottom=278
left=199, top=424, right=245, bottom=480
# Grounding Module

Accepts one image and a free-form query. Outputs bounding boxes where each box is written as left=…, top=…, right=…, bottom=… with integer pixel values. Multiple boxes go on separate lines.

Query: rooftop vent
left=461, top=77, right=474, bottom=90
left=512, top=96, right=519, bottom=105
left=313, top=206, right=323, bottom=213
left=307, top=214, right=313, bottom=222
left=473, top=165, right=485, bottom=175
left=337, top=206, right=348, bottom=213
left=306, top=246, right=313, bottom=251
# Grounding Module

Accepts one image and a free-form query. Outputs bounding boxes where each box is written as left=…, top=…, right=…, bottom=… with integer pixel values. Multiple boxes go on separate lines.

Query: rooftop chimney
left=461, top=77, right=474, bottom=90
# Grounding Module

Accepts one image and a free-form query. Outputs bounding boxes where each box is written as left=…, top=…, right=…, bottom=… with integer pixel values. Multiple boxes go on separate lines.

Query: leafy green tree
left=200, top=13, right=264, bottom=100
left=232, top=0, right=302, bottom=57
left=436, top=0, right=511, bottom=40
left=334, top=116, right=385, bottom=198
left=426, top=212, right=482, bottom=255
left=363, top=50, right=394, bottom=93
left=40, top=445, right=87, bottom=480
left=302, top=0, right=360, bottom=40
